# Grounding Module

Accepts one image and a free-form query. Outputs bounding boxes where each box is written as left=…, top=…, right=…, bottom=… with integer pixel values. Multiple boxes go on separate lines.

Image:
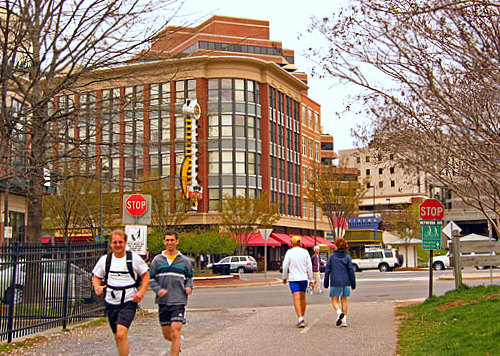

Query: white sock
left=298, top=316, right=304, bottom=322
left=336, top=309, right=342, bottom=315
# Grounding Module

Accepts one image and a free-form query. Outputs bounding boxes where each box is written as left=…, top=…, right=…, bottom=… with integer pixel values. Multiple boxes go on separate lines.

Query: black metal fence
left=0, top=241, right=108, bottom=343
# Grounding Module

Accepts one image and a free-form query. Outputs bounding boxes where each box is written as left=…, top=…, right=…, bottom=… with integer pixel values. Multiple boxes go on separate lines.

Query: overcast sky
left=172, top=0, right=366, bottom=151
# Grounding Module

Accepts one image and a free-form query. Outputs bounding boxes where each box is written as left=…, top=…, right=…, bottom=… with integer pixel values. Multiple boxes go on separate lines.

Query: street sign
left=125, top=194, right=148, bottom=216
left=422, top=225, right=442, bottom=250
left=258, top=229, right=273, bottom=241
left=4, top=226, right=12, bottom=239
left=125, top=225, right=147, bottom=255
left=122, top=194, right=152, bottom=225
left=419, top=199, right=445, bottom=220
left=419, top=220, right=444, bottom=226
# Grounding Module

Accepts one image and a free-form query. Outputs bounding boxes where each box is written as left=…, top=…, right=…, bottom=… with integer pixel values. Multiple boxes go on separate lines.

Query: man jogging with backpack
left=149, top=231, right=193, bottom=356
left=92, top=229, right=150, bottom=356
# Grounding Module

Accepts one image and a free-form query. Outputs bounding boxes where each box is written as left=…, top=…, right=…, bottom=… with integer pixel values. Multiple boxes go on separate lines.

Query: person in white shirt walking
left=282, top=236, right=314, bottom=328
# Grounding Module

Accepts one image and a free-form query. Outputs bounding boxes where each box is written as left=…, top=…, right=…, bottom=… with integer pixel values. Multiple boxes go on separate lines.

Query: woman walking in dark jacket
left=323, top=238, right=356, bottom=327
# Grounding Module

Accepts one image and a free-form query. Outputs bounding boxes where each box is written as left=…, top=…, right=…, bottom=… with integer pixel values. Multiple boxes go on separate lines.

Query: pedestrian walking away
left=311, top=245, right=324, bottom=294
left=92, top=229, right=150, bottom=356
left=149, top=231, right=194, bottom=356
left=323, top=237, right=356, bottom=327
left=282, top=235, right=314, bottom=328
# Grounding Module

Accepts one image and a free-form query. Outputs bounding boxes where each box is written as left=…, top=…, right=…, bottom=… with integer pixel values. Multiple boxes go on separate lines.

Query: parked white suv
left=352, top=248, right=401, bottom=272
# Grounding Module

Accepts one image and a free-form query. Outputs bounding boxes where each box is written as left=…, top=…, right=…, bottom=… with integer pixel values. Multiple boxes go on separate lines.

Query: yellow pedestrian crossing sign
left=422, top=225, right=441, bottom=250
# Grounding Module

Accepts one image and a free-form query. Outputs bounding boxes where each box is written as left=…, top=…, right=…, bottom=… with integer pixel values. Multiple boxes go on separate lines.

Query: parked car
left=432, top=252, right=451, bottom=270
left=431, top=252, right=497, bottom=270
left=0, top=259, right=93, bottom=304
left=207, top=256, right=258, bottom=273
left=352, top=247, right=401, bottom=272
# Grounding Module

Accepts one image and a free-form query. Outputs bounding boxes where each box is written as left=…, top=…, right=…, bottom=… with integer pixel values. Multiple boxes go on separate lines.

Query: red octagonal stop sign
left=419, top=198, right=445, bottom=220
left=125, top=194, right=148, bottom=217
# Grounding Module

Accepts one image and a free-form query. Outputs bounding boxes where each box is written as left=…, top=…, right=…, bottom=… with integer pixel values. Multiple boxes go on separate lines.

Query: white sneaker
left=342, top=316, right=347, bottom=327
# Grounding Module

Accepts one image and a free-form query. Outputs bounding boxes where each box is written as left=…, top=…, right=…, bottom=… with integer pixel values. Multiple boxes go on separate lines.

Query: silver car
left=0, top=259, right=93, bottom=304
left=207, top=256, right=258, bottom=273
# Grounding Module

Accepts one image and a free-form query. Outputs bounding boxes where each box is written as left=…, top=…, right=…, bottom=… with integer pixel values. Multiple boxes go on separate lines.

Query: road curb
left=438, top=273, right=500, bottom=280
left=194, top=279, right=283, bottom=289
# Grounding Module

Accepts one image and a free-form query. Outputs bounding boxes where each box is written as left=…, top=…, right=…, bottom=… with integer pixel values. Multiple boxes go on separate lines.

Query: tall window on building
left=149, top=82, right=171, bottom=178
left=206, top=78, right=262, bottom=210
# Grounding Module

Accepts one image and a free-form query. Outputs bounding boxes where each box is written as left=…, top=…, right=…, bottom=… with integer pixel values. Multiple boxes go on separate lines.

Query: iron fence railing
left=0, top=241, right=107, bottom=343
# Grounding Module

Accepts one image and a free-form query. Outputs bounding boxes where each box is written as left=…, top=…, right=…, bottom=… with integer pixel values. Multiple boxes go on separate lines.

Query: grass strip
left=397, top=284, right=500, bottom=356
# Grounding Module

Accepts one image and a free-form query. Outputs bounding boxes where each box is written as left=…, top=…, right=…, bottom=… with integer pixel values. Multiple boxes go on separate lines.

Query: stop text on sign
left=419, top=198, right=445, bottom=220
left=125, top=194, right=148, bottom=217
left=420, top=206, right=444, bottom=218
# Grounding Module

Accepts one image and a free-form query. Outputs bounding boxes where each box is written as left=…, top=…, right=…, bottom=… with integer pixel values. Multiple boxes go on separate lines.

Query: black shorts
left=159, top=304, right=186, bottom=326
left=105, top=301, right=138, bottom=333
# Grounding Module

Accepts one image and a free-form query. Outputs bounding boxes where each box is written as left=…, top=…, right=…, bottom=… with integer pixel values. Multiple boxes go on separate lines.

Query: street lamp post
left=99, top=165, right=103, bottom=240
left=313, top=182, right=317, bottom=246
left=371, top=184, right=376, bottom=241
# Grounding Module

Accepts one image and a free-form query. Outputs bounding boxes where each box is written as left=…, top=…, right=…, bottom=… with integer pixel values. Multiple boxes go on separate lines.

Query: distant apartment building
left=338, top=148, right=429, bottom=215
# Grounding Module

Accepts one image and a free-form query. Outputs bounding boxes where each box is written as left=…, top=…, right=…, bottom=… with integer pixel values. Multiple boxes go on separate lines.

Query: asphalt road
left=141, top=268, right=500, bottom=310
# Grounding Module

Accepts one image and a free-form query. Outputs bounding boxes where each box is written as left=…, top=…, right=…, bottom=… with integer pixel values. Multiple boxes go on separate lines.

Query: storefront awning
left=313, top=236, right=335, bottom=248
left=271, top=233, right=292, bottom=246
left=242, top=232, right=281, bottom=247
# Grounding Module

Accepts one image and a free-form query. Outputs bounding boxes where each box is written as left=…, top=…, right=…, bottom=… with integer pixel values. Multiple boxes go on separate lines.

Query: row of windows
left=208, top=78, right=260, bottom=104
left=187, top=41, right=284, bottom=58
left=301, top=104, right=320, bottom=132
left=365, top=167, right=396, bottom=175
left=356, top=153, right=395, bottom=163
left=366, top=181, right=396, bottom=188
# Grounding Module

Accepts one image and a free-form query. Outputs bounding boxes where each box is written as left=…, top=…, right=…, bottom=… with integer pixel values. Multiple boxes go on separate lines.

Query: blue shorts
left=329, top=286, right=351, bottom=297
left=289, top=280, right=308, bottom=294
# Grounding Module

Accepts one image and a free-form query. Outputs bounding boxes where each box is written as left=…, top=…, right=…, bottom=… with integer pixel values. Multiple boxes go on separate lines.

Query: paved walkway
left=3, top=301, right=397, bottom=356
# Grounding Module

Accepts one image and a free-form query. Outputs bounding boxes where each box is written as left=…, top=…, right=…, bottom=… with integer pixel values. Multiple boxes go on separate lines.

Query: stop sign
left=419, top=199, right=445, bottom=220
left=125, top=194, right=148, bottom=217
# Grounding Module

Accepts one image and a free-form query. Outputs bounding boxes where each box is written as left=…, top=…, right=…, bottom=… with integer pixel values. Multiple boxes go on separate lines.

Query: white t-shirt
left=282, top=247, right=314, bottom=282
left=93, top=252, right=148, bottom=305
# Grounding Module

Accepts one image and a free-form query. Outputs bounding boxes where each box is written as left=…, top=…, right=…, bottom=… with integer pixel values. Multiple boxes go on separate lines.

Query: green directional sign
left=422, top=224, right=442, bottom=250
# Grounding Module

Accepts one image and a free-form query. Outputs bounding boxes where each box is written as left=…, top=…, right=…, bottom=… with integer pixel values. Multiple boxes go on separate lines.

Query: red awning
left=241, top=232, right=281, bottom=247
left=271, top=233, right=292, bottom=246
left=314, top=236, right=336, bottom=248
left=296, top=235, right=315, bottom=248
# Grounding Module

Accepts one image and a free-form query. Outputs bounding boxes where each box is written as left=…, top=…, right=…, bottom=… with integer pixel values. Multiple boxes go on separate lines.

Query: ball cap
left=291, top=236, right=302, bottom=245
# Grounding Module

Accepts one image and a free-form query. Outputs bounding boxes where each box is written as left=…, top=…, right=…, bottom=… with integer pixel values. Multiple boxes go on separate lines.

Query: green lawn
left=397, top=285, right=500, bottom=356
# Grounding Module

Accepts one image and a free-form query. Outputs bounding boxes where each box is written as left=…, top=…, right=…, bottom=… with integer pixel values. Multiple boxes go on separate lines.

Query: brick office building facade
left=61, top=16, right=331, bottom=244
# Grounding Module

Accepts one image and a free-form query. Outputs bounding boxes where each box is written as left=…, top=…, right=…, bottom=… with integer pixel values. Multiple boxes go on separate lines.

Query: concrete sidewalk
left=3, top=301, right=397, bottom=356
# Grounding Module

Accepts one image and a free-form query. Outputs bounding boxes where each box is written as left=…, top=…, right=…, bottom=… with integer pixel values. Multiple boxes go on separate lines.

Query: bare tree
left=217, top=192, right=280, bottom=255
left=42, top=176, right=120, bottom=241
left=0, top=0, right=185, bottom=244
left=304, top=164, right=365, bottom=238
left=307, top=0, right=500, bottom=236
